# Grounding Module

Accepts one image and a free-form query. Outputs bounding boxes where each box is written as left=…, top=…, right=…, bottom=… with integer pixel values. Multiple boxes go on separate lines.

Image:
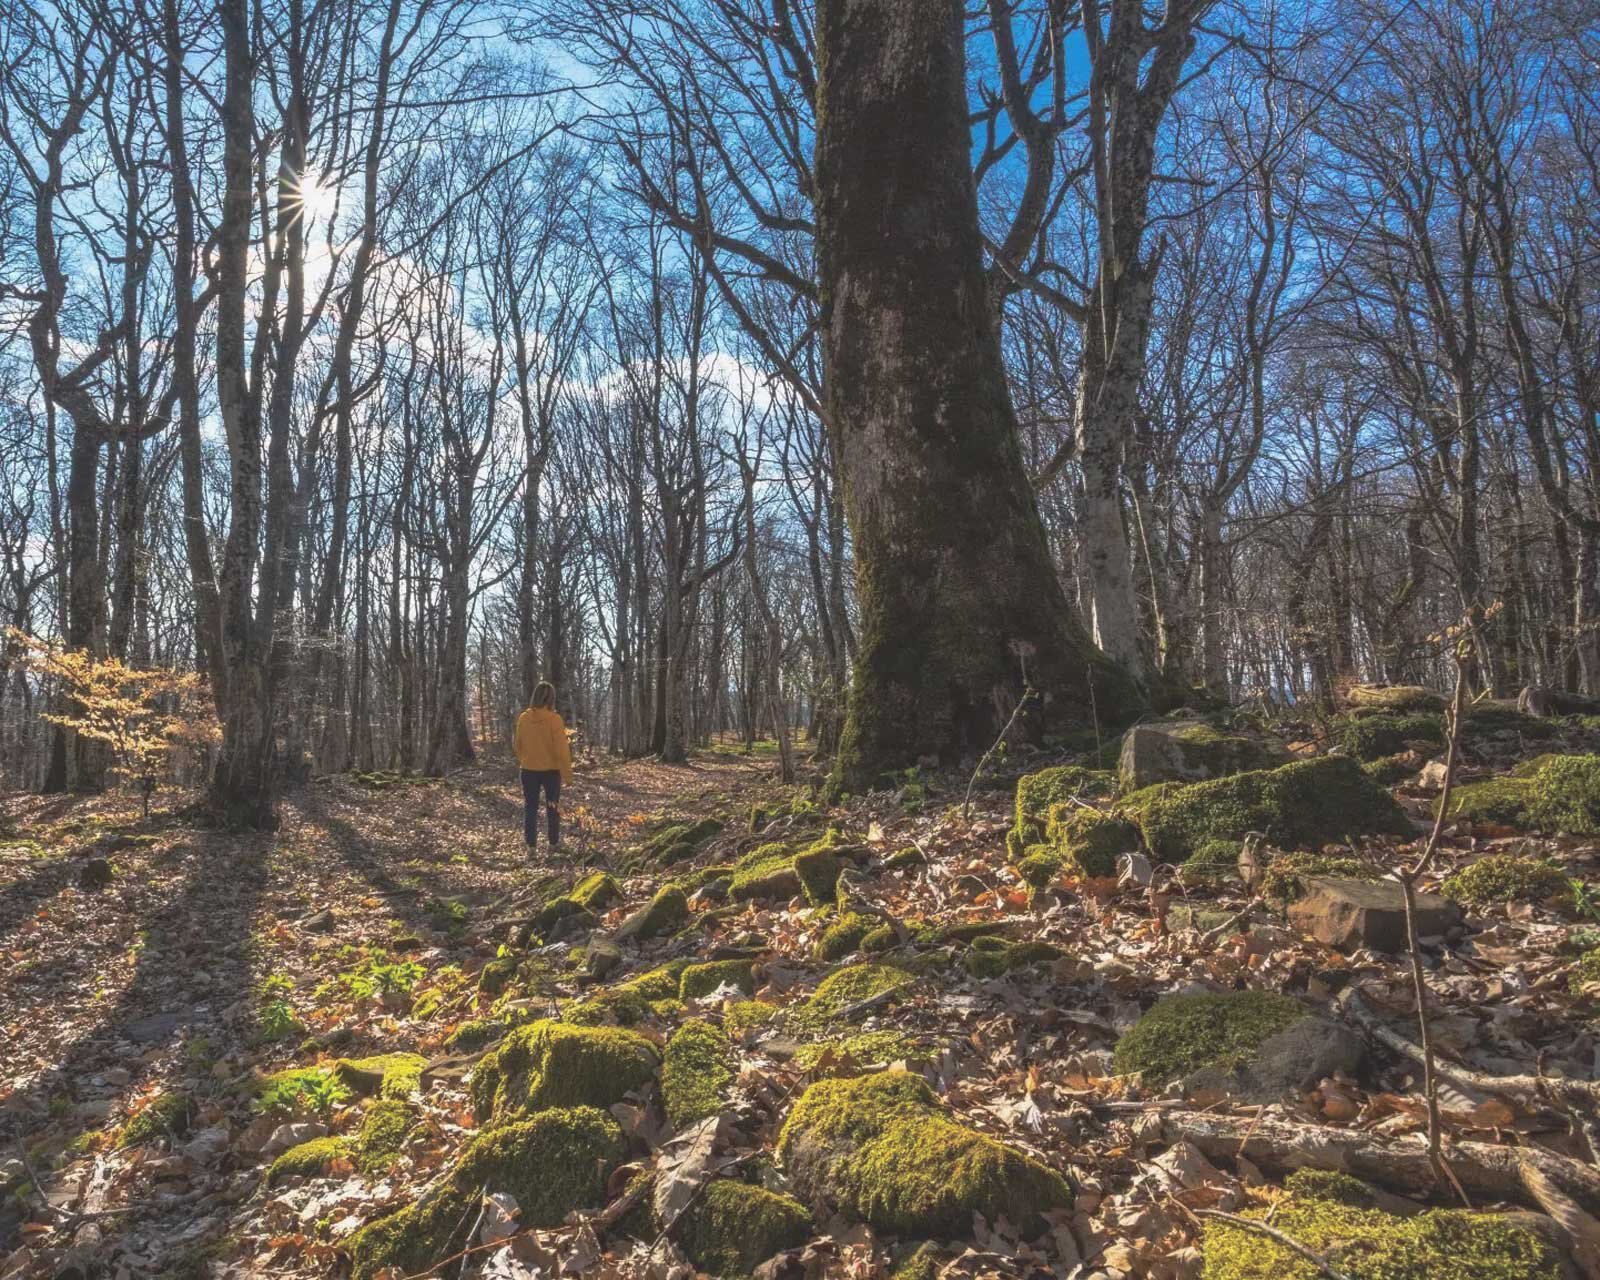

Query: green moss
left=794, top=963, right=914, bottom=1030
left=793, top=1030, right=922, bottom=1072
left=884, top=846, right=925, bottom=871
left=348, top=1107, right=623, bottom=1279
left=267, top=1136, right=352, bottom=1184
left=1333, top=711, right=1444, bottom=761
left=1042, top=805, right=1140, bottom=878
left=334, top=1053, right=425, bottom=1100
left=816, top=912, right=875, bottom=961
left=1444, top=754, right=1600, bottom=834
left=471, top=1020, right=659, bottom=1124
left=477, top=956, right=518, bottom=994
left=1364, top=753, right=1421, bottom=785
left=1165, top=722, right=1289, bottom=776
left=724, top=1000, right=777, bottom=1036
left=893, top=1242, right=949, bottom=1280
left=1016, top=843, right=1066, bottom=888
left=681, top=959, right=757, bottom=1001
left=1571, top=947, right=1600, bottom=993
left=445, top=1017, right=504, bottom=1052
left=1261, top=852, right=1379, bottom=902
left=1177, top=838, right=1241, bottom=886
left=1113, top=992, right=1306, bottom=1086
left=116, top=1091, right=189, bottom=1148
left=1011, top=766, right=1118, bottom=851
left=638, top=818, right=724, bottom=866
left=627, top=884, right=689, bottom=938
left=678, top=1180, right=810, bottom=1276
left=794, top=847, right=842, bottom=905
left=1283, top=1169, right=1378, bottom=1207
left=777, top=1071, right=1071, bottom=1236
left=1464, top=703, right=1559, bottom=741
left=962, top=938, right=1062, bottom=978
left=662, top=1019, right=735, bottom=1130
left=860, top=924, right=899, bottom=953
left=1441, top=855, right=1572, bottom=907
left=1134, top=756, right=1410, bottom=863
left=563, top=986, right=654, bottom=1027
left=571, top=871, right=622, bottom=910
left=356, top=1099, right=411, bottom=1173
left=1203, top=1194, right=1559, bottom=1279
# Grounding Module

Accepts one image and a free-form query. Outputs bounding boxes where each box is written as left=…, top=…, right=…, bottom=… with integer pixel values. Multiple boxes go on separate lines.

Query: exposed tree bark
left=815, top=0, right=1141, bottom=788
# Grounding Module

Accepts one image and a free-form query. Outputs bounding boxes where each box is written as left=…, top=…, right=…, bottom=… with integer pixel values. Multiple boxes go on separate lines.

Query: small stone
left=124, top=1011, right=188, bottom=1044
left=264, top=1121, right=327, bottom=1156
left=1417, top=759, right=1450, bottom=790
left=1118, top=720, right=1288, bottom=790
left=1288, top=875, right=1462, bottom=953
left=78, top=857, right=113, bottom=891
left=584, top=940, right=622, bottom=981
left=300, top=908, right=335, bottom=933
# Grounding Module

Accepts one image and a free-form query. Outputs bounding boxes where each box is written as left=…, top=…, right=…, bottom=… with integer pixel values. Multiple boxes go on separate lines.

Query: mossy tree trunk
left=816, top=0, right=1140, bottom=787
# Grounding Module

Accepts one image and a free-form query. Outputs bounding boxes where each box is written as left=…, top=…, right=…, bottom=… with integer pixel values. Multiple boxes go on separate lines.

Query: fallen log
left=1156, top=1109, right=1600, bottom=1218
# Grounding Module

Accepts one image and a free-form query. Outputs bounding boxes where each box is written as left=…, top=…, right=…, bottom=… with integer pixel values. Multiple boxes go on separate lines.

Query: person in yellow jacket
left=514, top=682, right=573, bottom=854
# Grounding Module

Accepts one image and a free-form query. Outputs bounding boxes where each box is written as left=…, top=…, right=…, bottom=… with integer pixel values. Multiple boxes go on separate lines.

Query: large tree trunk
left=815, top=0, right=1140, bottom=788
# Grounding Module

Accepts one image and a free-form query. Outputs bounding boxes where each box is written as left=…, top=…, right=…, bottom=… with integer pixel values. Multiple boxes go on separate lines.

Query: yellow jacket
left=515, top=706, right=573, bottom=783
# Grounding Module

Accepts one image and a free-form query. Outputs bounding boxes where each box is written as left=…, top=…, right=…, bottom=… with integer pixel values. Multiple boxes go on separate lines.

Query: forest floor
left=3, top=719, right=1600, bottom=1279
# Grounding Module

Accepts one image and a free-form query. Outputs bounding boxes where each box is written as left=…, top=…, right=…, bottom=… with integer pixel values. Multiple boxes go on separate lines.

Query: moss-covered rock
left=348, top=1107, right=623, bottom=1279
left=615, top=884, right=689, bottom=941
left=1444, top=754, right=1600, bottom=834
left=351, top=1100, right=409, bottom=1173
left=445, top=1017, right=504, bottom=1052
left=477, top=955, right=518, bottom=994
left=1571, top=947, right=1600, bottom=993
left=530, top=871, right=623, bottom=937
left=816, top=911, right=875, bottom=961
left=792, top=1030, right=923, bottom=1073
left=892, top=1242, right=950, bottom=1280
left=1113, top=991, right=1307, bottom=1086
left=962, top=937, right=1063, bottom=979
left=267, top=1136, right=352, bottom=1184
left=1333, top=711, right=1444, bottom=761
left=680, top=959, right=757, bottom=1001
left=334, top=1053, right=425, bottom=1101
left=662, top=1018, right=735, bottom=1130
left=777, top=1071, right=1071, bottom=1236
left=1175, top=837, right=1241, bottom=887
left=636, top=817, right=724, bottom=867
left=1008, top=766, right=1118, bottom=860
left=1134, top=756, right=1411, bottom=863
left=1463, top=703, right=1560, bottom=741
left=116, top=1090, right=190, bottom=1148
left=1202, top=1178, right=1560, bottom=1279
left=724, top=999, right=777, bottom=1035
left=1261, top=851, right=1379, bottom=902
left=730, top=832, right=846, bottom=905
left=883, top=845, right=925, bottom=872
left=1042, top=805, right=1140, bottom=879
left=470, top=1020, right=658, bottom=1124
left=794, top=963, right=915, bottom=1030
left=1119, top=720, right=1290, bottom=791
left=1441, top=854, right=1572, bottom=907
left=678, top=1180, right=810, bottom=1276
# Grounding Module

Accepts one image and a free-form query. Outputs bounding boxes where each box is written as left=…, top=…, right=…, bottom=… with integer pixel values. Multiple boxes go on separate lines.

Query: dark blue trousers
left=520, top=769, right=561, bottom=848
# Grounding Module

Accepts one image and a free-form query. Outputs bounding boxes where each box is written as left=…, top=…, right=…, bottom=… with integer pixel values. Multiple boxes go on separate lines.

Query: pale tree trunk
left=815, top=0, right=1141, bottom=789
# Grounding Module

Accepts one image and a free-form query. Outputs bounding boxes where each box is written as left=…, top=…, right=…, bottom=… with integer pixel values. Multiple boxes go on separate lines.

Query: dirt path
left=0, top=752, right=775, bottom=1271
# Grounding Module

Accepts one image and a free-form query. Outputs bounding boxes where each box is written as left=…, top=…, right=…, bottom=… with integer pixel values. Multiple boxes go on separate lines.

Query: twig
left=963, top=686, right=1035, bottom=820
left=1169, top=1199, right=1356, bottom=1280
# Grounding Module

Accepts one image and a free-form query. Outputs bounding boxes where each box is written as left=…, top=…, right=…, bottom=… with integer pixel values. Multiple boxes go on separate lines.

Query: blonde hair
left=530, top=681, right=556, bottom=709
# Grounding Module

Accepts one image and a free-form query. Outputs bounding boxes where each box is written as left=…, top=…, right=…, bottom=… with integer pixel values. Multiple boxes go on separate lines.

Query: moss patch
left=1203, top=1187, right=1559, bottom=1279
left=267, top=1136, right=352, bottom=1184
left=794, top=963, right=914, bottom=1030
left=1009, top=766, right=1118, bottom=858
left=1333, top=711, right=1444, bottom=761
left=334, top=1053, right=425, bottom=1100
left=680, top=959, right=757, bottom=1001
left=116, top=1091, right=189, bottom=1148
left=1134, top=756, right=1410, bottom=862
left=1042, top=805, right=1140, bottom=878
left=356, top=1099, right=411, bottom=1173
left=816, top=912, right=875, bottom=961
left=962, top=938, right=1062, bottom=979
left=471, top=1020, right=658, bottom=1124
left=1441, top=855, right=1571, bottom=907
left=777, top=1071, right=1071, bottom=1236
left=1113, top=992, right=1306, bottom=1086
left=793, top=1030, right=922, bottom=1072
left=662, top=1018, right=735, bottom=1130
left=678, top=1180, right=810, bottom=1276
left=348, top=1107, right=623, bottom=1279
left=725, top=1000, right=777, bottom=1035
left=1571, top=947, right=1600, bottom=993
left=1444, top=754, right=1600, bottom=834
left=730, top=831, right=845, bottom=905
left=1261, top=852, right=1379, bottom=902
left=1345, top=685, right=1444, bottom=713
